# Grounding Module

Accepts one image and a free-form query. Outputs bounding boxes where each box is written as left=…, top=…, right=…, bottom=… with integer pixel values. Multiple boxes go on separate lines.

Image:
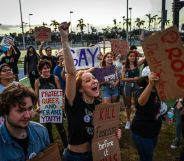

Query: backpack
left=39, top=75, right=57, bottom=89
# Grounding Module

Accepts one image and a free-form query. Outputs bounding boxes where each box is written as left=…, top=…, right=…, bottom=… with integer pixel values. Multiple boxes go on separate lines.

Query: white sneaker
left=125, top=121, right=131, bottom=130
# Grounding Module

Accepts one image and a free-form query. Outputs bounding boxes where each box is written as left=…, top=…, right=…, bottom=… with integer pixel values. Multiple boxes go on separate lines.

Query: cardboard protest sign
left=0, top=35, right=14, bottom=52
left=92, top=137, right=121, bottom=161
left=27, top=143, right=61, bottom=161
left=34, top=26, right=51, bottom=42
left=142, top=26, right=184, bottom=101
left=92, top=102, right=121, bottom=161
left=111, top=39, right=129, bottom=56
left=39, top=89, right=63, bottom=123
left=70, top=45, right=100, bottom=70
left=94, top=65, right=118, bottom=83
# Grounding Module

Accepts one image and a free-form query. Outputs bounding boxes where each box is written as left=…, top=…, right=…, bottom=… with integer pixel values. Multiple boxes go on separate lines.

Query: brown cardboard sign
left=92, top=136, right=121, bottom=161
left=93, top=102, right=120, bottom=124
left=27, top=143, right=61, bottom=161
left=111, top=39, right=129, bottom=56
left=142, top=26, right=184, bottom=101
left=92, top=102, right=121, bottom=161
left=34, top=26, right=51, bottom=42
left=93, top=121, right=119, bottom=141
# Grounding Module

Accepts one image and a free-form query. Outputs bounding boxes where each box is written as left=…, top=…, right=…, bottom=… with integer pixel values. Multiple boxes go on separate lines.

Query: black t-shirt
left=11, top=136, right=29, bottom=156
left=65, top=92, right=101, bottom=145
left=1, top=46, right=21, bottom=74
left=131, top=87, right=162, bottom=138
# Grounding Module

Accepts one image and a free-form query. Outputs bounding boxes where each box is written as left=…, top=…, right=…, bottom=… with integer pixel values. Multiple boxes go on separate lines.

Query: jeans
left=174, top=108, right=182, bottom=140
left=132, top=132, right=157, bottom=161
left=63, top=149, right=93, bottom=161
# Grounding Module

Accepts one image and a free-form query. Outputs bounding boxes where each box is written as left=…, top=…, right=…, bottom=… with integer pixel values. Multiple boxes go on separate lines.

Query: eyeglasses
left=1, top=68, right=12, bottom=72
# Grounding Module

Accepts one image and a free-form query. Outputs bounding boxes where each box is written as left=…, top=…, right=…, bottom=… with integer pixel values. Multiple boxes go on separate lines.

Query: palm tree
left=135, top=18, right=145, bottom=30
left=145, top=14, right=157, bottom=31
left=113, top=19, right=117, bottom=27
left=122, top=16, right=126, bottom=29
left=42, top=22, right=47, bottom=27
left=77, top=18, right=86, bottom=42
left=50, top=20, right=59, bottom=31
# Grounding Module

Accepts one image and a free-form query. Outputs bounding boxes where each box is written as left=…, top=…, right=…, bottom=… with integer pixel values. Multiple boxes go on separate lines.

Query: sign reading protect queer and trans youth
left=92, top=103, right=121, bottom=161
left=142, top=26, right=184, bottom=101
left=39, top=89, right=63, bottom=123
left=34, top=26, right=51, bottom=42
left=94, top=65, right=117, bottom=83
left=70, top=46, right=100, bottom=70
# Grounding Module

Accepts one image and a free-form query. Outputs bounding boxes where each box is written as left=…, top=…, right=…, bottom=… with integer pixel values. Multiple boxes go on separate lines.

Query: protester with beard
left=0, top=83, right=50, bottom=161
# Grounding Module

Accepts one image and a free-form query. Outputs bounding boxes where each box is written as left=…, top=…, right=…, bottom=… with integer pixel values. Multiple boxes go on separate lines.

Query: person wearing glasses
left=0, top=83, right=50, bottom=161
left=0, top=63, right=18, bottom=127
left=39, top=41, right=57, bottom=73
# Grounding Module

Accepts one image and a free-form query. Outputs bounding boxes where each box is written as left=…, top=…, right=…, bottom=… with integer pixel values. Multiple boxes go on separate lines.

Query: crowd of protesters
left=0, top=21, right=184, bottom=161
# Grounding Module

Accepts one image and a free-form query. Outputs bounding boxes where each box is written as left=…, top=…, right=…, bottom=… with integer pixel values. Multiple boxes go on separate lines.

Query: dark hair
left=130, top=45, right=137, bottom=50
left=45, top=46, right=52, bottom=52
left=0, top=63, right=11, bottom=72
left=0, top=83, right=37, bottom=115
left=27, top=45, right=37, bottom=55
left=125, top=51, right=138, bottom=69
left=37, top=59, right=52, bottom=73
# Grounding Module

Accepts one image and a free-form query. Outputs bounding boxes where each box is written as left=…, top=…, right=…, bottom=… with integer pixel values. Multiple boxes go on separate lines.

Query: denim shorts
left=63, top=149, right=93, bottom=161
left=124, top=82, right=139, bottom=97
left=102, top=85, right=119, bottom=99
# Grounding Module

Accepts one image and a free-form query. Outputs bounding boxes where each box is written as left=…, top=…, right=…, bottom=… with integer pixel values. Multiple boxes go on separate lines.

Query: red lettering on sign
left=161, top=31, right=179, bottom=44
left=165, top=48, right=182, bottom=60
left=175, top=74, right=184, bottom=88
left=171, top=60, right=184, bottom=72
left=99, top=107, right=116, bottom=121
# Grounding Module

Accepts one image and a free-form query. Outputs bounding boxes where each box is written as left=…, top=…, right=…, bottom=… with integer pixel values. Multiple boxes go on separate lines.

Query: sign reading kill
left=39, top=89, right=63, bottom=123
left=92, top=102, right=121, bottom=161
left=142, top=26, right=184, bottom=101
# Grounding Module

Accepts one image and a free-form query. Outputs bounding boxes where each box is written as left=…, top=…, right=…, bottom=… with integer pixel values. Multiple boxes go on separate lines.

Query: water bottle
left=167, top=107, right=174, bottom=124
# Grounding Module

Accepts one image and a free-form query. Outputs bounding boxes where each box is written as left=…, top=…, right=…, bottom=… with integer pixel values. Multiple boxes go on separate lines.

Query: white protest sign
left=0, top=36, right=14, bottom=52
left=70, top=45, right=100, bottom=70
left=39, top=89, right=63, bottom=123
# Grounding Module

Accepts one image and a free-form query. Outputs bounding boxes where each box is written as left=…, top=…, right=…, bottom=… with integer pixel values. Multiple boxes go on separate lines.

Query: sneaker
left=170, top=138, right=180, bottom=149
left=125, top=121, right=131, bottom=130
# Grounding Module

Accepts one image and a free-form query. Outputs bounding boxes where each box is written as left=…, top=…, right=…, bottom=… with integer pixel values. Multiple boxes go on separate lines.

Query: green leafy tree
left=50, top=20, right=59, bottom=31
left=77, top=19, right=86, bottom=41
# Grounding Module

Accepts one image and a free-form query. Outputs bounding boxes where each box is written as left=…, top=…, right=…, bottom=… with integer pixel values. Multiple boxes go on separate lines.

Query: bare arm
left=138, top=72, right=159, bottom=106
left=39, top=41, right=45, bottom=58
left=54, top=76, right=61, bottom=89
left=59, top=22, right=77, bottom=106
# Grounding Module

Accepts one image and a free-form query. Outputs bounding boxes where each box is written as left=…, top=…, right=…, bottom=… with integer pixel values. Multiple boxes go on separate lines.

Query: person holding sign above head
left=58, top=22, right=121, bottom=161
left=0, top=83, right=50, bottom=161
left=122, top=51, right=145, bottom=130
left=100, top=52, right=120, bottom=103
left=0, top=41, right=21, bottom=81
left=34, top=59, right=68, bottom=150
left=39, top=41, right=57, bottom=73
left=131, top=66, right=164, bottom=161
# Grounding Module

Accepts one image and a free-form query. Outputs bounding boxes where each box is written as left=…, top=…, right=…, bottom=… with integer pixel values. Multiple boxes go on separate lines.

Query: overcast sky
left=1, top=0, right=176, bottom=26
left=1, top=0, right=184, bottom=34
